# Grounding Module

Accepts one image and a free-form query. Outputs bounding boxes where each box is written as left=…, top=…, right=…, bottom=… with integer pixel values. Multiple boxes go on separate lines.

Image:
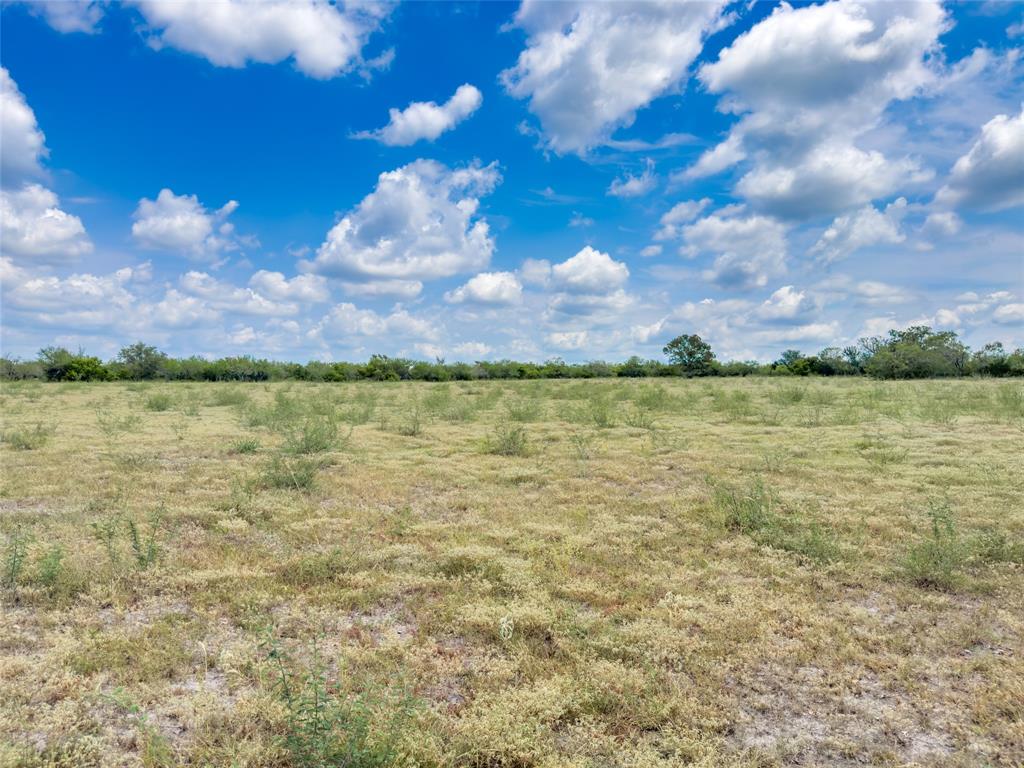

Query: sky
left=1, top=0, right=1022, bottom=364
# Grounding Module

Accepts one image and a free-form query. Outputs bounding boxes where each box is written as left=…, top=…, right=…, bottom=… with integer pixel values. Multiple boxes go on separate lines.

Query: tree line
left=1, top=326, right=1021, bottom=383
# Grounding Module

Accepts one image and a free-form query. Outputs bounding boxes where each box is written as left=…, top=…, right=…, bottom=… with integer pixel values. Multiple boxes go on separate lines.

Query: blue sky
left=1, top=0, right=1022, bottom=363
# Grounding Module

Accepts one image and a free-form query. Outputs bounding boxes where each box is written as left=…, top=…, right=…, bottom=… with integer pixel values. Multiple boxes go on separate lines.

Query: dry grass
left=0, top=378, right=1022, bottom=767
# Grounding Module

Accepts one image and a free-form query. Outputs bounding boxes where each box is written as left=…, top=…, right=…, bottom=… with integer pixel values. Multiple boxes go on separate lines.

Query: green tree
left=116, top=342, right=168, bottom=380
left=663, top=334, right=716, bottom=376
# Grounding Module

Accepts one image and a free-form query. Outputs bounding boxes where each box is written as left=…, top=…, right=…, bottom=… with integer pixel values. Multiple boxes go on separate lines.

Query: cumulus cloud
left=354, top=84, right=482, bottom=146
left=935, top=107, right=1024, bottom=211
left=681, top=212, right=787, bottom=290
left=755, top=285, right=819, bottom=323
left=1, top=184, right=92, bottom=262
left=607, top=159, right=657, bottom=198
left=550, top=246, right=629, bottom=293
left=1, top=260, right=144, bottom=330
left=654, top=197, right=712, bottom=240
left=501, top=0, right=728, bottom=154
left=692, top=0, right=947, bottom=218
left=1, top=68, right=47, bottom=182
left=25, top=1, right=104, bottom=33
left=340, top=279, right=423, bottom=299
left=313, top=303, right=439, bottom=343
left=179, top=271, right=298, bottom=316
left=993, top=303, right=1024, bottom=324
left=546, top=330, right=589, bottom=351
left=131, top=189, right=246, bottom=259
left=133, top=0, right=391, bottom=79
left=445, top=271, right=523, bottom=305
left=248, top=270, right=330, bottom=303
left=303, top=159, right=500, bottom=282
left=810, top=198, right=907, bottom=264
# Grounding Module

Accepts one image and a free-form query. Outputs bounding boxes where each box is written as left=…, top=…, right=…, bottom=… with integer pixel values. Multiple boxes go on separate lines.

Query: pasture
left=1, top=378, right=1022, bottom=767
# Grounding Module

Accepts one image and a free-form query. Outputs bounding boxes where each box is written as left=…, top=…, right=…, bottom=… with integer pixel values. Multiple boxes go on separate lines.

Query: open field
left=1, top=378, right=1022, bottom=767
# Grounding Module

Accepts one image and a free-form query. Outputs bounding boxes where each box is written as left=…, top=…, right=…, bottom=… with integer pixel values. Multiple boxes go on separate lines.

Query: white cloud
left=693, top=0, right=947, bottom=218
left=550, top=246, right=629, bottom=293
left=248, top=270, right=330, bottom=303
left=0, top=184, right=92, bottom=262
left=681, top=212, right=787, bottom=290
left=445, top=271, right=523, bottom=305
left=501, top=0, right=728, bottom=154
left=756, top=285, right=817, bottom=323
left=993, top=303, right=1024, bottom=324
left=654, top=197, right=712, bottom=240
left=179, top=271, right=298, bottom=316
left=1, top=68, right=47, bottom=182
left=734, top=143, right=928, bottom=220
left=340, top=279, right=423, bottom=299
left=569, top=212, right=594, bottom=228
left=810, top=197, right=907, bottom=264
left=303, top=159, right=500, bottom=282
left=453, top=341, right=491, bottom=358
left=313, top=303, right=439, bottom=342
left=640, top=245, right=663, bottom=258
left=519, top=258, right=552, bottom=287
left=1, top=260, right=141, bottom=329
left=133, top=0, right=391, bottom=79
left=546, top=330, right=589, bottom=351
left=921, top=211, right=962, bottom=238
left=548, top=288, right=633, bottom=317
left=935, top=107, right=1024, bottom=211
left=354, top=84, right=482, bottom=146
left=132, top=189, right=246, bottom=259
left=26, top=1, right=104, bottom=33
left=607, top=159, right=657, bottom=198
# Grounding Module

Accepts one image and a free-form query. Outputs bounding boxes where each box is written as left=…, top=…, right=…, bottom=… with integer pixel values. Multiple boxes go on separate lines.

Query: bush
left=903, top=500, right=967, bottom=590
left=229, top=437, right=261, bottom=454
left=262, top=633, right=416, bottom=768
left=284, top=418, right=343, bottom=455
left=260, top=454, right=322, bottom=492
left=485, top=423, right=529, bottom=457
left=144, top=393, right=174, bottom=411
left=3, top=422, right=56, bottom=450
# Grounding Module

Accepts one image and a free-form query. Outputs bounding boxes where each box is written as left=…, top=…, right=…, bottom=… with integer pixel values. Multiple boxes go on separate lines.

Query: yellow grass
left=1, top=378, right=1022, bottom=767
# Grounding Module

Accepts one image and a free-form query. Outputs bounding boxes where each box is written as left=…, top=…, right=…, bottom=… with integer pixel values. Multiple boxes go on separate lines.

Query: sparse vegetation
left=0, top=378, right=1021, bottom=766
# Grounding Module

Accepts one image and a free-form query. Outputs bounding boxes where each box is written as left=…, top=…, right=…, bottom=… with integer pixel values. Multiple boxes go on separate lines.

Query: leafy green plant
left=229, top=437, right=261, bottom=454
left=485, top=422, right=529, bottom=457
left=903, top=499, right=967, bottom=590
left=285, top=418, right=345, bottom=455
left=623, top=405, right=655, bottom=430
left=4, top=528, right=31, bottom=590
left=712, top=478, right=839, bottom=564
left=505, top=397, right=543, bottom=423
left=262, top=633, right=415, bottom=768
left=36, top=545, right=65, bottom=596
left=261, top=453, right=321, bottom=492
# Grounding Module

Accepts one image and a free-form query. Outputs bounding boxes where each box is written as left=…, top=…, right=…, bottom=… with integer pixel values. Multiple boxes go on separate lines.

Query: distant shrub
left=144, top=393, right=174, bottom=411
left=207, top=387, right=253, bottom=408
left=284, top=418, right=344, bottom=455
left=260, top=454, right=321, bottom=492
left=3, top=421, right=56, bottom=450
left=505, top=397, right=543, bottom=423
left=485, top=423, right=529, bottom=457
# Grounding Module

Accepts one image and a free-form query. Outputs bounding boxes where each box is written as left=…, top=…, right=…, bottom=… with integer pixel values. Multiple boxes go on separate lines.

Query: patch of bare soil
left=727, top=663, right=964, bottom=767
